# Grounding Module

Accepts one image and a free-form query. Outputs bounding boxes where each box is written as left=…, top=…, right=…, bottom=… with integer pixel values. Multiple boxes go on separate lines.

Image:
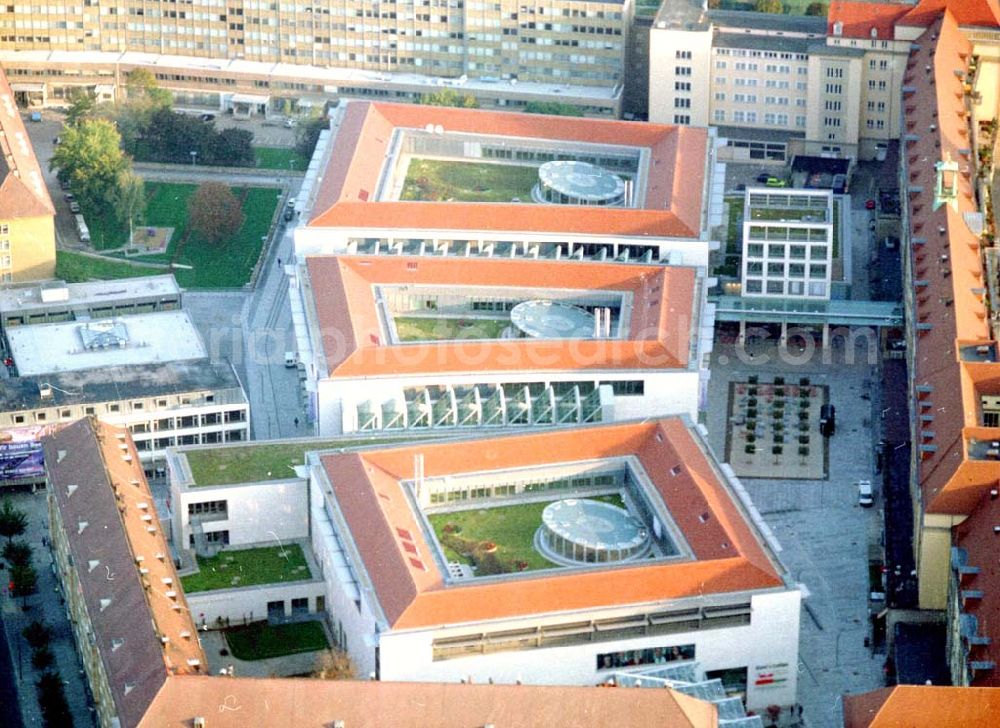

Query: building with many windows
left=0, top=66, right=54, bottom=282
left=305, top=418, right=800, bottom=712
left=649, top=1, right=1000, bottom=162
left=0, top=0, right=634, bottom=116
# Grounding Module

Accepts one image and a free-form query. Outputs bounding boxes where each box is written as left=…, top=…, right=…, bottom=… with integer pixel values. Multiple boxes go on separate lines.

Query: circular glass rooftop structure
left=533, top=161, right=626, bottom=206
left=537, top=499, right=651, bottom=566
left=509, top=300, right=595, bottom=339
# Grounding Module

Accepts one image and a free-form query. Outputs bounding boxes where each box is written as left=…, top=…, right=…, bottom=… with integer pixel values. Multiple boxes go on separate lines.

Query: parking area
left=705, top=340, right=885, bottom=728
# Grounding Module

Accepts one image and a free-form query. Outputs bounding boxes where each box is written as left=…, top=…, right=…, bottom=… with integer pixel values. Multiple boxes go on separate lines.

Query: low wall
left=186, top=579, right=325, bottom=628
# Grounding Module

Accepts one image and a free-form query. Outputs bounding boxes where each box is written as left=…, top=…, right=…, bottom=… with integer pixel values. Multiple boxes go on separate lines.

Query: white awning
left=230, top=93, right=270, bottom=105
left=10, top=82, right=46, bottom=92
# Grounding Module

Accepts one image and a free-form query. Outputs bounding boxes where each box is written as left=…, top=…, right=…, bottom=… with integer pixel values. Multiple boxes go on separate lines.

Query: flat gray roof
left=714, top=31, right=812, bottom=54
left=0, top=359, right=243, bottom=412
left=0, top=275, right=180, bottom=314
left=710, top=9, right=826, bottom=35
left=7, top=311, right=206, bottom=376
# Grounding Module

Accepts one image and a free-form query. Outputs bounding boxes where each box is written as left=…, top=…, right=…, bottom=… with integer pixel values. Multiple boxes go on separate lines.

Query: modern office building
left=648, top=0, right=1000, bottom=162
left=0, top=65, right=55, bottom=282
left=305, top=418, right=800, bottom=712
left=294, top=254, right=712, bottom=435
left=740, top=187, right=834, bottom=300
left=0, top=1, right=633, bottom=116
left=293, top=99, right=719, bottom=267
left=0, top=276, right=249, bottom=484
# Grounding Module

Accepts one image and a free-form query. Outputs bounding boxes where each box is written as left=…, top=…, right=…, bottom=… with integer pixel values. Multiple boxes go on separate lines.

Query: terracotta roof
left=43, top=418, right=205, bottom=728
left=827, top=2, right=912, bottom=39
left=318, top=419, right=787, bottom=630
left=307, top=100, right=708, bottom=238
left=953, top=493, right=1000, bottom=685
left=843, top=685, right=1000, bottom=726
left=0, top=68, right=55, bottom=219
left=898, top=0, right=1000, bottom=28
left=140, top=676, right=719, bottom=728
left=305, top=255, right=698, bottom=379
left=901, top=14, right=1000, bottom=515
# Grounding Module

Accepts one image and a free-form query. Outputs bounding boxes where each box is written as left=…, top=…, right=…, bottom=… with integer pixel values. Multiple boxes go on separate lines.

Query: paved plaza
left=706, top=339, right=885, bottom=728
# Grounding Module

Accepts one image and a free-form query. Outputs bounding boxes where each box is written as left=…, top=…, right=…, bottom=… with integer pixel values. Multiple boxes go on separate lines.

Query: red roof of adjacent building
left=843, top=686, right=1000, bottom=726
left=953, top=492, right=1000, bottom=686
left=307, top=101, right=709, bottom=238
left=827, top=2, right=912, bottom=39
left=898, top=0, right=1000, bottom=28
left=139, top=676, right=720, bottom=728
left=900, top=14, right=1000, bottom=516
left=305, top=255, right=699, bottom=379
left=0, top=69, right=55, bottom=219
left=317, top=419, right=788, bottom=630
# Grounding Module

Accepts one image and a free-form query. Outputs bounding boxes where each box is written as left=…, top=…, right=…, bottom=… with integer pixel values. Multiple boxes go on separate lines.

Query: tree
left=805, top=2, right=827, bottom=14
left=207, top=126, right=255, bottom=167
left=2, top=540, right=32, bottom=567
left=523, top=101, right=584, bottom=117
left=312, top=649, right=356, bottom=680
left=22, top=620, right=53, bottom=650
left=125, top=68, right=173, bottom=110
left=0, top=499, right=27, bottom=543
left=419, top=88, right=479, bottom=108
left=109, top=169, right=146, bottom=238
left=139, top=107, right=213, bottom=164
left=64, top=88, right=98, bottom=127
left=188, top=183, right=244, bottom=244
left=50, top=118, right=129, bottom=212
left=10, top=560, right=37, bottom=599
left=36, top=671, right=72, bottom=727
left=754, top=0, right=784, bottom=12
left=295, top=115, right=328, bottom=160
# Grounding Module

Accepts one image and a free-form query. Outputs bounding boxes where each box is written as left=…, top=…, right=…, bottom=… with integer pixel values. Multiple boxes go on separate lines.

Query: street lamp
left=190, top=150, right=197, bottom=166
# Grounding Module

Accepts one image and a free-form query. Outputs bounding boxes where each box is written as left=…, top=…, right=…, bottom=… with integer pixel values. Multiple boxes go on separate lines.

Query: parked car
left=64, top=192, right=74, bottom=202
left=764, top=177, right=788, bottom=188
left=857, top=480, right=874, bottom=507
left=69, top=201, right=81, bottom=214
left=284, top=199, right=295, bottom=221
left=29, top=111, right=42, bottom=122
left=199, top=113, right=216, bottom=122
left=755, top=173, right=771, bottom=183
left=283, top=118, right=298, bottom=128
left=865, top=199, right=876, bottom=210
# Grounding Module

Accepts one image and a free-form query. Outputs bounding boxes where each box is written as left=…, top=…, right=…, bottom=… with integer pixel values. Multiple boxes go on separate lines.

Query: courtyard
left=400, top=158, right=538, bottom=203
left=427, top=493, right=627, bottom=576
left=394, top=316, right=510, bottom=341
left=224, top=620, right=329, bottom=661
left=180, top=544, right=312, bottom=593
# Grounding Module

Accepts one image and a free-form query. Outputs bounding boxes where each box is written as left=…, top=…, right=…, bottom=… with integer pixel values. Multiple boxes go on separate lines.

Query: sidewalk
left=1, top=491, right=94, bottom=727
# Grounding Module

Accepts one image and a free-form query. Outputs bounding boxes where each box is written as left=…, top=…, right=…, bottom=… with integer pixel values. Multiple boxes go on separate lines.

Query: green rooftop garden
left=394, top=316, right=510, bottom=341
left=181, top=544, right=311, bottom=593
left=427, top=493, right=625, bottom=576
left=225, top=620, right=329, bottom=661
left=401, top=159, right=538, bottom=203
left=184, top=434, right=447, bottom=487
left=748, top=206, right=829, bottom=222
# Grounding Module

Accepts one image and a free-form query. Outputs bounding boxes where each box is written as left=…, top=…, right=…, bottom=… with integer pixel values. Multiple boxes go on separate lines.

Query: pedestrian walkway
left=1, top=491, right=94, bottom=727
left=199, top=627, right=330, bottom=678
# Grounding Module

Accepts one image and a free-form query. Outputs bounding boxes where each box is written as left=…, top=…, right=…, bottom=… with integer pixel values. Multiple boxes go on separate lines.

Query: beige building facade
left=649, top=2, right=913, bottom=162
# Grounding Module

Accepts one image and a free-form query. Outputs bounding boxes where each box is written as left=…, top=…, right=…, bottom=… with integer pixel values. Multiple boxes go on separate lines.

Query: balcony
left=959, top=343, right=997, bottom=362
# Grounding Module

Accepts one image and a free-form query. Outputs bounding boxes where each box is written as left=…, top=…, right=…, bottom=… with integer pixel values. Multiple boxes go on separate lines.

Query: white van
left=858, top=480, right=874, bottom=508
left=284, top=351, right=299, bottom=368
left=74, top=214, right=91, bottom=243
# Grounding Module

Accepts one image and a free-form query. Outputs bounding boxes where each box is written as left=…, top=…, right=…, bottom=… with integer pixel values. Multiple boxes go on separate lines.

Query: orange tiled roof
left=318, top=419, right=787, bottom=630
left=901, top=14, right=1000, bottom=515
left=843, top=685, right=1000, bottom=726
left=0, top=69, right=55, bottom=219
left=954, top=493, right=1000, bottom=686
left=899, top=0, right=1000, bottom=28
left=305, top=255, right=698, bottom=379
left=307, top=101, right=708, bottom=238
left=140, top=676, right=719, bottom=728
left=827, top=1, right=912, bottom=39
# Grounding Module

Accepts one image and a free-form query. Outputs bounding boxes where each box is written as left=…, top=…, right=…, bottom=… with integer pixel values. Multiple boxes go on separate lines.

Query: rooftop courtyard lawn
left=428, top=493, right=625, bottom=574
left=225, top=620, right=329, bottom=661
left=394, top=316, right=510, bottom=341
left=401, top=159, right=538, bottom=203
left=180, top=544, right=311, bottom=593
left=184, top=434, right=447, bottom=487
left=749, top=206, right=828, bottom=222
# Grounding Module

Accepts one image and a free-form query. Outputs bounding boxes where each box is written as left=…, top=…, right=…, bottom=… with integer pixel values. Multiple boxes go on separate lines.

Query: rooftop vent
left=100, top=598, right=111, bottom=611
left=111, top=638, right=124, bottom=651
left=833, top=21, right=843, bottom=36
left=38, top=383, right=52, bottom=399
left=78, top=521, right=88, bottom=535
left=88, top=560, right=99, bottom=572
left=124, top=683, right=136, bottom=696
left=66, top=484, right=78, bottom=497
left=990, top=489, right=998, bottom=500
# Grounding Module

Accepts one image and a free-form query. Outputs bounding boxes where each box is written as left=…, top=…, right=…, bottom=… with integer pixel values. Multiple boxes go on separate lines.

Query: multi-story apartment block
left=0, top=66, right=54, bottom=282
left=648, top=1, right=935, bottom=162
left=0, top=1, right=633, bottom=116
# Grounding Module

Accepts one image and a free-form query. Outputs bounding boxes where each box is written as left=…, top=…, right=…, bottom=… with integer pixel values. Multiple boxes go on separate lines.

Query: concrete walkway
left=133, top=162, right=302, bottom=187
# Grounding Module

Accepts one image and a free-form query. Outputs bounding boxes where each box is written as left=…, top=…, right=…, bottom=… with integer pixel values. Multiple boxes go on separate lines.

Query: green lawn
left=255, top=146, right=309, bottom=172
left=636, top=0, right=661, bottom=17
left=749, top=207, right=828, bottom=222
left=718, top=0, right=825, bottom=14
left=428, top=493, right=625, bottom=574
left=394, top=317, right=509, bottom=341
left=225, top=620, right=329, bottom=661
left=180, top=544, right=312, bottom=593
left=716, top=195, right=745, bottom=278
left=401, top=159, right=538, bottom=203
left=54, top=250, right=167, bottom=283
left=184, top=434, right=448, bottom=487
left=832, top=197, right=841, bottom=259
left=84, top=182, right=278, bottom=288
